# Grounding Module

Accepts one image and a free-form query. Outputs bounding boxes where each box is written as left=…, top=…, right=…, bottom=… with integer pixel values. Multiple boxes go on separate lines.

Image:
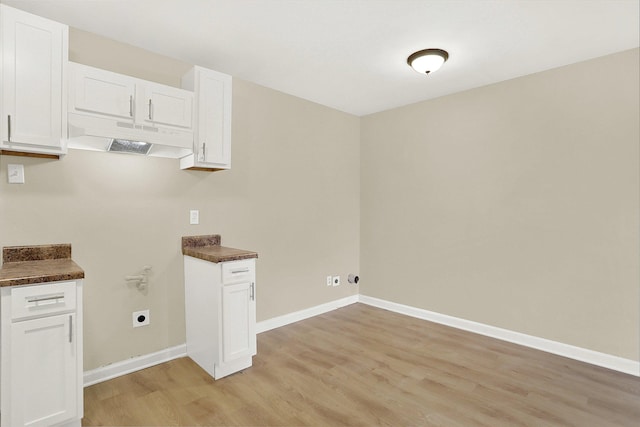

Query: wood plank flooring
left=83, top=303, right=640, bottom=426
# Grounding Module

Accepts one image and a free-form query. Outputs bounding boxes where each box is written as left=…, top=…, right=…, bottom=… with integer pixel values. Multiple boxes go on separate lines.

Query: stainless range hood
left=67, top=112, right=193, bottom=159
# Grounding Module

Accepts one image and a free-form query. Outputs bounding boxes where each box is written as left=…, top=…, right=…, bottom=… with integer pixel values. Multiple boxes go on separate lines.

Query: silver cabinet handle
left=69, top=315, right=73, bottom=343
left=27, top=294, right=64, bottom=304
left=250, top=282, right=255, bottom=301
left=202, top=142, right=206, bottom=161
left=231, top=268, right=250, bottom=274
left=7, top=115, right=11, bottom=142
left=129, top=95, right=133, bottom=117
left=148, top=99, right=153, bottom=120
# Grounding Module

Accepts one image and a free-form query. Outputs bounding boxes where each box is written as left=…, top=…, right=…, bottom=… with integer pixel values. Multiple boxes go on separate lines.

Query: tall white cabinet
left=0, top=4, right=68, bottom=157
left=180, top=66, right=232, bottom=171
left=1, top=280, right=83, bottom=427
left=184, top=257, right=256, bottom=379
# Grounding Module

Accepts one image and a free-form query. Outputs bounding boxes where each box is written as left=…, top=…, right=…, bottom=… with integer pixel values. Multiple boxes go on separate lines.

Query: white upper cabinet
left=72, top=65, right=135, bottom=119
left=180, top=66, right=232, bottom=170
left=0, top=4, right=68, bottom=157
left=69, top=62, right=193, bottom=130
left=142, top=83, right=193, bottom=128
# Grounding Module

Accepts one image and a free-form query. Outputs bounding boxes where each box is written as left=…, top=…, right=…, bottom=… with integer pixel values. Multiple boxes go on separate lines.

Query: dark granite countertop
left=0, top=244, right=85, bottom=287
left=182, top=235, right=258, bottom=263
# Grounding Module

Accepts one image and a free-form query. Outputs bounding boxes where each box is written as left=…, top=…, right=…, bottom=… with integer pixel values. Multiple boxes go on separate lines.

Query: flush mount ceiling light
left=407, top=48, right=449, bottom=75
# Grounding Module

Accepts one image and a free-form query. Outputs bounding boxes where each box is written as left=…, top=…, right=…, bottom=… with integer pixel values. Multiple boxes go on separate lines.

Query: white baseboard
left=83, top=344, right=187, bottom=387
left=83, top=296, right=359, bottom=386
left=83, top=293, right=638, bottom=386
left=359, top=295, right=640, bottom=377
left=256, top=294, right=359, bottom=333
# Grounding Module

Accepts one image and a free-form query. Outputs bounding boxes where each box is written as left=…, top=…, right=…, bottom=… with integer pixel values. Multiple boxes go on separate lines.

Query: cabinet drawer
left=221, top=260, right=254, bottom=284
left=11, top=281, right=76, bottom=321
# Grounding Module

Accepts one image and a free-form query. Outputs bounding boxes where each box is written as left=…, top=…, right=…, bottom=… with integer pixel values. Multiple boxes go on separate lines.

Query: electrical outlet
left=332, top=276, right=340, bottom=287
left=189, top=209, right=199, bottom=225
left=132, top=309, right=150, bottom=327
left=7, top=164, right=25, bottom=184
left=326, top=275, right=332, bottom=287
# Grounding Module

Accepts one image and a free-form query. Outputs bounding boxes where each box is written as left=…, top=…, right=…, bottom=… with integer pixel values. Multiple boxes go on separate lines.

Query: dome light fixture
left=407, top=48, right=449, bottom=75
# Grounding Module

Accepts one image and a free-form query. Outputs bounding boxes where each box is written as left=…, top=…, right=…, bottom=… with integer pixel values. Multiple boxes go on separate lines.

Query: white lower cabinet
left=10, top=314, right=77, bottom=427
left=184, top=257, right=256, bottom=379
left=222, top=281, right=255, bottom=362
left=1, top=281, right=83, bottom=427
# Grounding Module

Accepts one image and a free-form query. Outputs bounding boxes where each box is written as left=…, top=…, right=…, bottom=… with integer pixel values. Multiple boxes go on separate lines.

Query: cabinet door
left=142, top=83, right=192, bottom=128
left=1, top=5, right=67, bottom=150
left=221, top=281, right=256, bottom=363
left=70, top=63, right=135, bottom=119
left=10, top=313, right=77, bottom=427
left=197, top=70, right=231, bottom=166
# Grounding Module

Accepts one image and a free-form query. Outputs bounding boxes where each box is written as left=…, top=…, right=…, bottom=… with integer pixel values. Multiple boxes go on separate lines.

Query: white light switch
left=8, top=164, right=25, bottom=184
left=189, top=210, right=199, bottom=225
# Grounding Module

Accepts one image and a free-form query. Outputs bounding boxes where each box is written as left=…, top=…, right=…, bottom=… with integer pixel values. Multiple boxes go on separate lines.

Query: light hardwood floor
left=83, top=303, right=640, bottom=426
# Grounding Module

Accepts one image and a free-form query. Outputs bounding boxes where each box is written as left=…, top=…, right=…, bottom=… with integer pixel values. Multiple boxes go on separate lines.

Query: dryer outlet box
left=133, top=309, right=150, bottom=327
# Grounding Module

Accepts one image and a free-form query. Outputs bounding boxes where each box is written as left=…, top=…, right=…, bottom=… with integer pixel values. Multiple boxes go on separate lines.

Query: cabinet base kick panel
left=214, top=356, right=253, bottom=380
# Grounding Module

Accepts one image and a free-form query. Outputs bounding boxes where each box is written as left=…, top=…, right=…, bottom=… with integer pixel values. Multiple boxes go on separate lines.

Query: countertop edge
left=182, top=247, right=258, bottom=264
left=0, top=259, right=85, bottom=288
left=0, top=271, right=85, bottom=287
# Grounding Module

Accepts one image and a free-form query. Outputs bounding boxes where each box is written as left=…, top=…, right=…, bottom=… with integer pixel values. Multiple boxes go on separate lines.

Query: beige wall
left=1, top=26, right=636, bottom=370
left=361, top=49, right=640, bottom=360
left=0, top=30, right=360, bottom=370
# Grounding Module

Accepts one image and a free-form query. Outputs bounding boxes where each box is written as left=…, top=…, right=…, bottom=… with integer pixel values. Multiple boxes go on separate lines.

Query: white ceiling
left=4, top=0, right=639, bottom=116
